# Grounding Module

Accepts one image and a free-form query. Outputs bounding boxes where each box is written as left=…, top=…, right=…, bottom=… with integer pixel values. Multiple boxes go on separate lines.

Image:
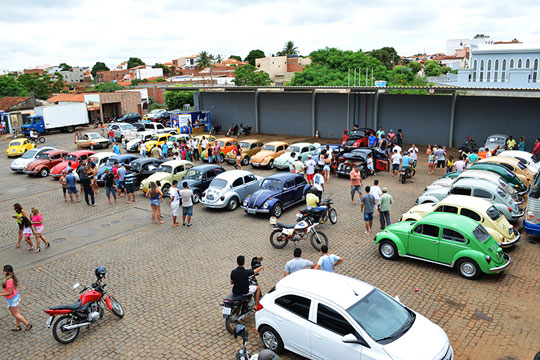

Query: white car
left=124, top=131, right=156, bottom=152
left=255, top=270, right=453, bottom=360
left=10, top=146, right=56, bottom=172
left=200, top=170, right=262, bottom=210
left=89, top=152, right=116, bottom=167
left=499, top=150, right=540, bottom=173
left=107, top=122, right=138, bottom=142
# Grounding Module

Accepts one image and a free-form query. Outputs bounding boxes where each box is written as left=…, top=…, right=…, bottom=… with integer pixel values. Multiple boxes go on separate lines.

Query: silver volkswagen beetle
left=200, top=170, right=263, bottom=210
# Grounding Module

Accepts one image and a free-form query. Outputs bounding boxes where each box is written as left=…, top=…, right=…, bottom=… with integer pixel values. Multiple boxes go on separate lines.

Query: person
left=186, top=146, right=192, bottom=162
left=181, top=146, right=187, bottom=160
left=368, top=132, right=377, bottom=148
left=108, top=128, right=115, bottom=143
left=180, top=181, right=194, bottom=227
left=518, top=137, right=526, bottom=151
left=80, top=170, right=95, bottom=206
left=140, top=141, right=146, bottom=158
left=191, top=138, right=200, bottom=161
left=207, top=145, right=213, bottom=163
left=366, top=153, right=375, bottom=175
left=434, top=145, right=446, bottom=175
left=446, top=155, right=455, bottom=173
left=466, top=149, right=480, bottom=167
left=322, top=153, right=331, bottom=183
left=388, top=129, right=395, bottom=140
left=30, top=207, right=49, bottom=252
left=361, top=186, right=376, bottom=234
left=201, top=136, right=208, bottom=156
left=407, top=144, right=419, bottom=168
left=59, top=170, right=68, bottom=202
left=162, top=142, right=168, bottom=159
left=427, top=150, right=435, bottom=174
left=533, top=138, right=540, bottom=160
left=117, top=163, right=127, bottom=198
left=312, top=168, right=325, bottom=200
left=371, top=179, right=382, bottom=203
left=454, top=155, right=466, bottom=172
left=284, top=248, right=314, bottom=276
left=151, top=145, right=160, bottom=159
left=29, top=129, right=39, bottom=142
left=306, top=187, right=320, bottom=208
left=113, top=142, right=121, bottom=155
left=169, top=180, right=180, bottom=227
left=124, top=165, right=136, bottom=204
left=66, top=170, right=80, bottom=203
left=146, top=182, right=164, bottom=224
left=401, top=151, right=413, bottom=182
left=378, top=187, right=393, bottom=229
left=104, top=168, right=117, bottom=204
left=304, top=154, right=316, bottom=185
left=314, top=245, right=343, bottom=273
left=391, top=149, right=401, bottom=178
left=317, top=149, right=325, bottom=172
left=506, top=136, right=516, bottom=150
left=1, top=265, right=32, bottom=332
left=396, top=129, right=403, bottom=147
left=376, top=127, right=385, bottom=140
left=214, top=141, right=221, bottom=164
left=426, top=144, right=433, bottom=156
left=231, top=255, right=264, bottom=308
left=235, top=148, right=242, bottom=170
left=349, top=165, right=363, bottom=204
left=19, top=214, right=34, bottom=251
left=293, top=155, right=304, bottom=174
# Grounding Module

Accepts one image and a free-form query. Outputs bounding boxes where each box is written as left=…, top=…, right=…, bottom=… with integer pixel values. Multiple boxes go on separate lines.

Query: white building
left=447, top=34, right=494, bottom=55
left=58, top=67, right=86, bottom=83
left=132, top=67, right=163, bottom=80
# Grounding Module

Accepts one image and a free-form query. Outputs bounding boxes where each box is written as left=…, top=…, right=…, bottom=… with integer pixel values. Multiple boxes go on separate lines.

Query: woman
left=88, top=160, right=99, bottom=194
left=427, top=150, right=435, bottom=175
left=518, top=137, right=526, bottom=151
left=31, top=207, right=49, bottom=252
left=59, top=171, right=68, bottom=202
left=20, top=215, right=35, bottom=251
left=397, top=129, right=403, bottom=147
left=145, top=182, right=164, bottom=224
left=426, top=144, right=432, bottom=155
left=323, top=153, right=331, bottom=183
left=12, top=203, right=27, bottom=249
left=1, top=265, right=32, bottom=331
left=235, top=146, right=243, bottom=170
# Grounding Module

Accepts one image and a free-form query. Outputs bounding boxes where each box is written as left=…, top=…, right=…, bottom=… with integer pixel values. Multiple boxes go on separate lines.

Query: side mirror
left=73, top=283, right=80, bottom=289
left=342, top=333, right=370, bottom=347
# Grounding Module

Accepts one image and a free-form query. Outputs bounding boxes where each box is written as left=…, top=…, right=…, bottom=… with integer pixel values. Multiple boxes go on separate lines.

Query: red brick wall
left=146, top=86, right=165, bottom=104
left=97, top=70, right=131, bottom=83
left=287, top=57, right=299, bottom=72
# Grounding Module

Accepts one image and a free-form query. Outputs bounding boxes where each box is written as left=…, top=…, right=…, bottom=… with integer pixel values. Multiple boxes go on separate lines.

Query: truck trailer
left=21, top=103, right=89, bottom=135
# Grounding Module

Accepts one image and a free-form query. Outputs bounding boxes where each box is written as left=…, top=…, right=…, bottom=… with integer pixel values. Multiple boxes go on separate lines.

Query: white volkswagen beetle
left=200, top=170, right=262, bottom=210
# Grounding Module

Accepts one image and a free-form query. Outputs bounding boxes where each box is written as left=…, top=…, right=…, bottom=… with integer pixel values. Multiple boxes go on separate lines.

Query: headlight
left=243, top=200, right=248, bottom=207
left=263, top=202, right=269, bottom=209
left=262, top=158, right=268, bottom=164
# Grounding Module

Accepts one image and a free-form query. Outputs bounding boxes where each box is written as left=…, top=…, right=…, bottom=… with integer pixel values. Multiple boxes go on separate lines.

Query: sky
left=1, top=0, right=540, bottom=71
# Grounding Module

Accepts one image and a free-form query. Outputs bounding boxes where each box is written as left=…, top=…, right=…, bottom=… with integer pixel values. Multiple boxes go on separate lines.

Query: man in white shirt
left=407, top=144, right=418, bottom=168
left=179, top=181, right=194, bottom=226
left=304, top=154, right=316, bottom=185
left=169, top=180, right=180, bottom=227
left=393, top=144, right=402, bottom=155
left=201, top=136, right=208, bottom=152
left=454, top=155, right=466, bottom=172
left=391, top=149, right=402, bottom=178
left=313, top=168, right=325, bottom=199
left=371, top=179, right=382, bottom=204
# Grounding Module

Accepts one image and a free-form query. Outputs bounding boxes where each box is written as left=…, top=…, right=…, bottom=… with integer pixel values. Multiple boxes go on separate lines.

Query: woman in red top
left=31, top=207, right=50, bottom=252
left=1, top=265, right=32, bottom=331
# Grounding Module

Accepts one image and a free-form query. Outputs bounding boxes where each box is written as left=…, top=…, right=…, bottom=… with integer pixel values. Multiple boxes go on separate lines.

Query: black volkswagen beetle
left=128, top=158, right=163, bottom=189
left=337, top=148, right=389, bottom=178
left=183, top=164, right=226, bottom=203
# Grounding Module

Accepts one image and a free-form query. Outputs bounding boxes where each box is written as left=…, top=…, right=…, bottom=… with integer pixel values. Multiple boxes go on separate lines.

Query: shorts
left=23, top=227, right=32, bottom=236
left=247, top=285, right=257, bottom=295
left=6, top=293, right=20, bottom=308
left=117, top=180, right=125, bottom=189
left=182, top=205, right=193, bottom=216
left=171, top=203, right=180, bottom=216
left=125, top=184, right=133, bottom=194
left=106, top=186, right=116, bottom=197
left=437, top=160, right=445, bottom=168
left=364, top=212, right=374, bottom=221
left=67, top=186, right=78, bottom=194
left=351, top=185, right=362, bottom=195
left=392, top=164, right=399, bottom=171
left=323, top=165, right=331, bottom=171
left=18, top=222, right=24, bottom=230
left=306, top=173, right=314, bottom=181
left=34, top=225, right=43, bottom=233
left=411, top=160, right=417, bottom=168
left=150, top=199, right=161, bottom=207
left=62, top=187, right=67, bottom=194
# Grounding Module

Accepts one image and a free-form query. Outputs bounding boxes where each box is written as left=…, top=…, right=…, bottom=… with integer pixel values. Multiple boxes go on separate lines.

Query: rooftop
left=47, top=94, right=85, bottom=103
left=0, top=96, right=31, bottom=111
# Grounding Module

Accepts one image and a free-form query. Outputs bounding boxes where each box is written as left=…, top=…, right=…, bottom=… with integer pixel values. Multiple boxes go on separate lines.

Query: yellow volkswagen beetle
left=144, top=134, right=172, bottom=153
left=6, top=138, right=35, bottom=158
left=479, top=156, right=533, bottom=187
left=250, top=141, right=289, bottom=169
left=401, top=194, right=520, bottom=247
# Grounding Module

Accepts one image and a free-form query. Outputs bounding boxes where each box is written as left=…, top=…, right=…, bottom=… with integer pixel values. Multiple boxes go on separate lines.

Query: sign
left=178, top=114, right=191, bottom=127
left=374, top=81, right=387, bottom=87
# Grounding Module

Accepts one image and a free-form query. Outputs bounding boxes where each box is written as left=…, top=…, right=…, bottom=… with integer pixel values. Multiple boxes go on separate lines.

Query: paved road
left=0, top=131, right=539, bottom=359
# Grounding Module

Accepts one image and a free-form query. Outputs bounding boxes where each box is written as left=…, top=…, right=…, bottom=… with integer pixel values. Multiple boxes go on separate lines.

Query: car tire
left=39, top=168, right=49, bottom=177
left=360, top=168, right=368, bottom=179
left=242, top=156, right=249, bottom=166
left=457, top=258, right=480, bottom=280
left=161, top=184, right=171, bottom=197
left=379, top=240, right=398, bottom=260
left=271, top=203, right=283, bottom=218
left=259, top=326, right=284, bottom=354
left=219, top=154, right=225, bottom=163
left=66, top=126, right=74, bottom=133
left=227, top=197, right=239, bottom=211
left=192, top=190, right=201, bottom=204
left=91, top=144, right=95, bottom=150
left=268, top=159, right=274, bottom=169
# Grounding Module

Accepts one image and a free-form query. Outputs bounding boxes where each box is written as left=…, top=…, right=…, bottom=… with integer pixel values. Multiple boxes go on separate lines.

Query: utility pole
left=365, top=68, right=368, bottom=86
left=353, top=68, right=356, bottom=87
left=348, top=68, right=350, bottom=87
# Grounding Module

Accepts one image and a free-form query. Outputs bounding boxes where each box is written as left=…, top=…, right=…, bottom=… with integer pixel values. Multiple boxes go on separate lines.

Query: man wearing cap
left=104, top=168, right=117, bottom=204
left=378, top=187, right=393, bottom=229
left=304, top=154, right=316, bottom=185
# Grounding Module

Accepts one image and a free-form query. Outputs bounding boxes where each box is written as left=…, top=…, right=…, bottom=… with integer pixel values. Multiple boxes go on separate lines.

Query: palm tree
left=280, top=41, right=299, bottom=57
left=196, top=51, right=215, bottom=85
left=214, top=54, right=223, bottom=64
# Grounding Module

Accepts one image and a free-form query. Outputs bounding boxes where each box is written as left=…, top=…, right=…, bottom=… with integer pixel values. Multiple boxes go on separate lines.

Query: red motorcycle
left=44, top=267, right=124, bottom=344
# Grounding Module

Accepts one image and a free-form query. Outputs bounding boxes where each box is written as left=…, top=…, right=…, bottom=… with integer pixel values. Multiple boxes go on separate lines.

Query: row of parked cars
left=374, top=150, right=539, bottom=280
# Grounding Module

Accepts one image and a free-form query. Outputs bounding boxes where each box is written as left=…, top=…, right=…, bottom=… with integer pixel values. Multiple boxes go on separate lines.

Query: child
left=446, top=155, right=455, bottom=173
left=366, top=153, right=375, bottom=175
left=20, top=216, right=34, bottom=251
left=427, top=150, right=435, bottom=175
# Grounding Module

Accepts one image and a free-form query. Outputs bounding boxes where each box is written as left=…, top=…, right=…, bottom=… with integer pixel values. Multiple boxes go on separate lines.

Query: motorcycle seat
left=50, top=300, right=82, bottom=311
left=312, top=206, right=327, bottom=212
left=225, top=293, right=249, bottom=302
left=277, top=222, right=295, bottom=229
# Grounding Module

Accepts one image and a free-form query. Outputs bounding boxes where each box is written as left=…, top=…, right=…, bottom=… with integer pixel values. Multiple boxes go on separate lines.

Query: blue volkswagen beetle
left=242, top=173, right=310, bottom=218
left=96, top=154, right=138, bottom=186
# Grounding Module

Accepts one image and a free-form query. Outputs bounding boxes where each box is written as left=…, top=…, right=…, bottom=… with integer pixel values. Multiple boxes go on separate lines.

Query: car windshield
left=150, top=136, right=159, bottom=141
left=119, top=124, right=135, bottom=130
left=86, top=133, right=100, bottom=139
left=262, top=145, right=276, bottom=151
left=239, top=142, right=250, bottom=149
left=157, top=165, right=172, bottom=173
left=210, top=178, right=228, bottom=189
left=473, top=225, right=491, bottom=243
left=488, top=136, right=505, bottom=143
left=261, top=179, right=282, bottom=190
left=21, top=149, right=38, bottom=158
left=64, top=155, right=77, bottom=161
left=504, top=169, right=515, bottom=178
left=486, top=206, right=503, bottom=220
left=37, top=153, right=51, bottom=160
left=217, top=141, right=225, bottom=147
left=10, top=141, right=21, bottom=146
left=185, top=169, right=202, bottom=180
left=347, top=289, right=415, bottom=344
left=349, top=130, right=366, bottom=137
left=129, top=162, right=141, bottom=171
left=287, top=146, right=301, bottom=153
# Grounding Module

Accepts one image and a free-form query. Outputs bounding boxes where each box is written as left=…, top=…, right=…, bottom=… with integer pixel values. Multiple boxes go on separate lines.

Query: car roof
left=161, top=159, right=193, bottom=167
left=216, top=137, right=236, bottom=142
left=276, top=270, right=374, bottom=309
left=264, top=141, right=289, bottom=146
left=111, top=154, right=137, bottom=160
left=90, top=152, right=115, bottom=159
left=238, top=139, right=261, bottom=144
left=265, top=172, right=300, bottom=181
left=481, top=156, right=520, bottom=165
left=189, top=164, right=224, bottom=171
left=68, top=150, right=95, bottom=156
left=289, top=142, right=313, bottom=147
left=83, top=132, right=102, bottom=136
left=215, top=169, right=254, bottom=181
left=43, top=149, right=67, bottom=155
left=454, top=177, right=498, bottom=190
left=487, top=134, right=509, bottom=138
left=422, top=212, right=480, bottom=231
left=439, top=195, right=492, bottom=211
left=130, top=157, right=161, bottom=165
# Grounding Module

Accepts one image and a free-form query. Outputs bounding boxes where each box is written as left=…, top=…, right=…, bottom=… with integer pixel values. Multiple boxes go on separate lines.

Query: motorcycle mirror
left=73, top=283, right=80, bottom=289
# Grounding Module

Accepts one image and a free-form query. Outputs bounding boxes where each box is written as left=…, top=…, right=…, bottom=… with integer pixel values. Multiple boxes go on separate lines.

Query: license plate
left=247, top=208, right=256, bottom=214
left=46, top=316, right=54, bottom=327
left=222, top=307, right=232, bottom=315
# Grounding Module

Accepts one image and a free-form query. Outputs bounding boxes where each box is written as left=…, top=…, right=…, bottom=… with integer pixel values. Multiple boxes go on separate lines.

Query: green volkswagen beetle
left=444, top=163, right=527, bottom=194
left=374, top=213, right=511, bottom=279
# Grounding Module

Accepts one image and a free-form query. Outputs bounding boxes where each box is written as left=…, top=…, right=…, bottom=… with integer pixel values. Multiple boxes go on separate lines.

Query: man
left=401, top=151, right=413, bottom=182
left=201, top=136, right=208, bottom=155
left=407, top=144, right=419, bottom=168
left=104, top=168, right=117, bottom=204
left=376, top=127, right=385, bottom=140
left=304, top=154, right=316, bottom=185
left=124, top=165, right=136, bottom=204
left=533, top=138, right=540, bottom=160
left=350, top=165, right=363, bottom=204
left=66, top=170, right=80, bottom=203
left=293, top=155, right=304, bottom=174
left=352, top=124, right=359, bottom=131
left=378, top=187, right=393, bottom=229
left=368, top=132, right=377, bottom=148
left=162, top=142, right=168, bottom=159
left=287, top=152, right=297, bottom=172
left=190, top=137, right=199, bottom=161
left=230, top=255, right=264, bottom=308
left=29, top=129, right=39, bottom=142
left=180, top=181, right=194, bottom=226
left=214, top=141, right=221, bottom=164
left=314, top=245, right=343, bottom=273
left=454, top=155, right=466, bottom=172
left=113, top=142, right=121, bottom=155
left=140, top=141, right=146, bottom=158
left=80, top=170, right=96, bottom=206
left=169, top=180, right=180, bottom=227
left=284, top=248, right=314, bottom=276
left=361, top=185, right=376, bottom=234
left=506, top=136, right=516, bottom=150
left=391, top=149, right=402, bottom=178
left=371, top=179, right=382, bottom=203
left=306, top=188, right=320, bottom=208
left=312, top=168, right=325, bottom=200
left=465, top=149, right=480, bottom=167
left=434, top=145, right=446, bottom=175
left=151, top=145, right=160, bottom=159
left=117, top=163, right=127, bottom=197
left=108, top=128, right=115, bottom=143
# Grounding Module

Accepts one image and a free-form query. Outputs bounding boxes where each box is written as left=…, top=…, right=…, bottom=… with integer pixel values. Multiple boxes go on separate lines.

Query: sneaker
left=187, top=224, right=192, bottom=227
left=364, top=231, right=369, bottom=234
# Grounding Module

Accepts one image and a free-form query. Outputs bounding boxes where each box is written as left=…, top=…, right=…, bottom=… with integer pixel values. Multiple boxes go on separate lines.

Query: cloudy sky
left=1, top=0, right=539, bottom=70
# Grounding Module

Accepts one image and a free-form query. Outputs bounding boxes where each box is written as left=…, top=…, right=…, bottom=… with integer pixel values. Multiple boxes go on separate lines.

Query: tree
left=244, top=49, right=265, bottom=66
left=164, top=90, right=194, bottom=110
left=442, top=66, right=452, bottom=75
left=408, top=61, right=422, bottom=74
left=17, top=73, right=64, bottom=99
left=233, top=64, right=273, bottom=86
left=127, top=57, right=145, bottom=69
left=95, top=82, right=124, bottom=92
left=153, top=63, right=170, bottom=76
left=214, top=54, right=223, bottom=63
left=196, top=51, right=214, bottom=84
left=367, top=47, right=399, bottom=70
left=91, top=62, right=109, bottom=78
left=0, top=75, right=29, bottom=98
left=229, top=55, right=242, bottom=61
left=278, top=41, right=299, bottom=56
left=423, top=60, right=443, bottom=77
left=390, top=66, right=414, bottom=85
left=59, top=63, right=72, bottom=71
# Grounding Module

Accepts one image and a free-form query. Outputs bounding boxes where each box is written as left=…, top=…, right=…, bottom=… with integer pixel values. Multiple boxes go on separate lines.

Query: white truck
left=142, top=122, right=177, bottom=135
left=21, top=103, right=89, bottom=135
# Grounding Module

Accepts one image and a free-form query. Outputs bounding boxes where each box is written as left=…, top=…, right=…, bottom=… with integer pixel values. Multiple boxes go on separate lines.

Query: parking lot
left=0, top=130, right=539, bottom=360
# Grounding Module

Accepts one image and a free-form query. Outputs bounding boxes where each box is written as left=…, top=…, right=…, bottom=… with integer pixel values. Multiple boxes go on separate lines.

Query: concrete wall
left=259, top=93, right=312, bottom=136
left=200, top=92, right=256, bottom=130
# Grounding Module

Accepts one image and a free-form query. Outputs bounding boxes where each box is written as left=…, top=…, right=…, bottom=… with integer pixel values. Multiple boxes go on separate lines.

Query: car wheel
left=379, top=240, right=398, bottom=260
left=457, top=258, right=480, bottom=280
left=271, top=203, right=283, bottom=218
left=360, top=168, right=368, bottom=179
left=219, top=154, right=225, bottom=163
left=268, top=159, right=274, bottom=169
left=242, top=156, right=249, bottom=166
left=227, top=197, right=239, bottom=211
left=66, top=126, right=74, bottom=133
left=192, top=190, right=201, bottom=204
left=91, top=144, right=95, bottom=150
left=161, top=184, right=171, bottom=197
left=259, top=326, right=284, bottom=354
left=39, top=168, right=49, bottom=177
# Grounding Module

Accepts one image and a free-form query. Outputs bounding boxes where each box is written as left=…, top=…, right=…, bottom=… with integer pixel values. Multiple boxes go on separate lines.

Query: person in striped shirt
left=124, top=166, right=136, bottom=204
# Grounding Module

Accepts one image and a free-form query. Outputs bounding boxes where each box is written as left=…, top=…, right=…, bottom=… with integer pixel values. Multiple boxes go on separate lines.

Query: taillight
left=255, top=303, right=263, bottom=311
left=202, top=192, right=206, bottom=197
left=508, top=206, right=512, bottom=212
left=220, top=196, right=225, bottom=201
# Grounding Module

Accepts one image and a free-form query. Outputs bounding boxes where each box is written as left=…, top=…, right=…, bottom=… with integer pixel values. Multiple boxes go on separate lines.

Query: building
left=97, top=66, right=164, bottom=83
left=172, top=55, right=199, bottom=70
left=255, top=55, right=311, bottom=84
left=58, top=66, right=87, bottom=84
left=96, top=69, right=132, bottom=83
left=446, top=34, right=494, bottom=55
left=23, top=68, right=45, bottom=75
left=117, top=61, right=128, bottom=70
left=131, top=66, right=163, bottom=80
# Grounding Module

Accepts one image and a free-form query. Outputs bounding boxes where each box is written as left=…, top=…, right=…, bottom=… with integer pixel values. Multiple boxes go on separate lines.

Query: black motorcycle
left=221, top=257, right=262, bottom=334
left=238, top=123, right=251, bottom=137
left=297, top=198, right=338, bottom=225
left=226, top=123, right=239, bottom=137
left=209, top=124, right=221, bottom=135
left=399, top=164, right=416, bottom=184
left=458, top=137, right=478, bottom=156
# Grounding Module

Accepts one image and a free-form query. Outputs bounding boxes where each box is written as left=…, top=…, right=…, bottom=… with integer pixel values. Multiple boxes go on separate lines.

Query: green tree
left=95, top=82, right=124, bottom=92
left=442, top=66, right=452, bottom=75
left=214, top=54, right=223, bottom=63
left=196, top=51, right=214, bottom=84
left=229, top=55, right=242, bottom=61
left=390, top=66, right=415, bottom=85
left=91, top=62, right=109, bottom=78
left=164, top=90, right=194, bottom=110
left=278, top=41, right=299, bottom=56
left=17, top=73, right=64, bottom=99
left=59, top=63, right=72, bottom=71
left=233, top=64, right=273, bottom=86
left=153, top=63, right=170, bottom=76
left=0, top=75, right=29, bottom=98
left=423, top=60, right=443, bottom=77
left=244, top=49, right=265, bottom=66
left=367, top=47, right=399, bottom=70
left=408, top=61, right=422, bottom=74
left=127, top=57, right=145, bottom=69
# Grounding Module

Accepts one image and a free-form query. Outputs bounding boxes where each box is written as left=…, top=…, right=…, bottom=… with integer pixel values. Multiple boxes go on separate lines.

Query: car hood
left=12, top=158, right=35, bottom=167
left=144, top=171, right=170, bottom=184
left=383, top=313, right=450, bottom=360
left=246, top=189, right=279, bottom=206
left=25, top=159, right=49, bottom=169
left=423, top=187, right=450, bottom=198
left=252, top=151, right=275, bottom=162
left=406, top=203, right=436, bottom=217
left=51, top=162, right=70, bottom=174
left=182, top=178, right=202, bottom=188
left=127, top=139, right=140, bottom=147
left=382, top=221, right=416, bottom=234
left=275, top=153, right=293, bottom=164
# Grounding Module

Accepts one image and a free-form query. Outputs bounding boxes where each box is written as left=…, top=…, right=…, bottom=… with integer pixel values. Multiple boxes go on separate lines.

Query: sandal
left=25, top=324, right=32, bottom=331
left=27, top=247, right=34, bottom=251
left=11, top=326, right=21, bottom=332
left=34, top=248, right=41, bottom=253
left=45, top=243, right=50, bottom=249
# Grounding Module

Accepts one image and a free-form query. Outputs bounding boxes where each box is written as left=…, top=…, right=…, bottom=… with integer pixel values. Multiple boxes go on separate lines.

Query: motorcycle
left=458, top=137, right=478, bottom=156
left=221, top=257, right=263, bottom=334
left=27, top=134, right=46, bottom=144
left=12, top=128, right=18, bottom=139
left=297, top=198, right=338, bottom=225
left=269, top=214, right=328, bottom=250
left=44, top=267, right=124, bottom=344
left=226, top=123, right=239, bottom=137
left=238, top=123, right=252, bottom=137
left=209, top=124, right=221, bottom=135
left=234, top=324, right=279, bottom=360
left=399, top=164, right=416, bottom=184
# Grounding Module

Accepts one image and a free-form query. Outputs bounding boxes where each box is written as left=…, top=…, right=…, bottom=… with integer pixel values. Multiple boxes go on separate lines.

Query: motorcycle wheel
left=270, top=230, right=289, bottom=249
left=38, top=136, right=45, bottom=144
left=328, top=208, right=338, bottom=224
left=401, top=174, right=406, bottom=184
left=109, top=296, right=124, bottom=318
left=52, top=315, right=80, bottom=344
left=225, top=308, right=240, bottom=334
left=310, top=231, right=328, bottom=251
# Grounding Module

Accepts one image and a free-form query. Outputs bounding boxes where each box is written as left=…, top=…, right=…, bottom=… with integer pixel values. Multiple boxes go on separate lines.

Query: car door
left=294, top=176, right=306, bottom=202
left=281, top=179, right=297, bottom=207
left=232, top=176, right=246, bottom=199
left=243, top=174, right=259, bottom=195
left=374, top=151, right=390, bottom=172
left=173, top=165, right=185, bottom=181
left=438, top=228, right=469, bottom=265
left=276, top=145, right=285, bottom=156
left=300, top=146, right=309, bottom=161
left=310, top=302, right=362, bottom=360
left=271, top=294, right=312, bottom=357
left=407, top=223, right=440, bottom=260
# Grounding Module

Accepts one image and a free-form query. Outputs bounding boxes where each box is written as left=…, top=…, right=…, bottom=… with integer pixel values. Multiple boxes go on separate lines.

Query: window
left=284, top=179, right=295, bottom=189
left=232, top=177, right=243, bottom=187
left=52, top=154, right=61, bottom=160
left=473, top=60, right=477, bottom=70
left=518, top=59, right=522, bottom=68
left=494, top=72, right=498, bottom=82
left=474, top=188, right=493, bottom=199
left=480, top=72, right=484, bottom=82
left=317, top=304, right=356, bottom=337
left=526, top=59, right=531, bottom=68
left=487, top=72, right=490, bottom=82
left=460, top=208, right=482, bottom=221
left=487, top=59, right=491, bottom=71
left=473, top=225, right=490, bottom=243
left=495, top=59, right=499, bottom=70
left=472, top=72, right=477, bottom=82
left=309, top=145, right=316, bottom=151
left=413, top=224, right=439, bottom=238
left=510, top=59, right=514, bottom=68
left=442, top=228, right=465, bottom=243
left=275, top=295, right=311, bottom=319
left=295, top=176, right=305, bottom=186
left=450, top=187, right=471, bottom=196
left=480, top=59, right=484, bottom=70
left=301, top=147, right=308, bottom=153
left=486, top=206, right=503, bottom=220
left=243, top=174, right=256, bottom=183
left=174, top=166, right=184, bottom=174
left=534, top=59, right=539, bottom=82
left=79, top=155, right=87, bottom=161
left=434, top=205, right=458, bottom=214
left=225, top=142, right=232, bottom=147
left=277, top=146, right=284, bottom=152
left=250, top=143, right=258, bottom=149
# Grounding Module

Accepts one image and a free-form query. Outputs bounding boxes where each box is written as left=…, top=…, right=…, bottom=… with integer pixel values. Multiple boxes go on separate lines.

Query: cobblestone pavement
left=0, top=131, right=539, bottom=360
